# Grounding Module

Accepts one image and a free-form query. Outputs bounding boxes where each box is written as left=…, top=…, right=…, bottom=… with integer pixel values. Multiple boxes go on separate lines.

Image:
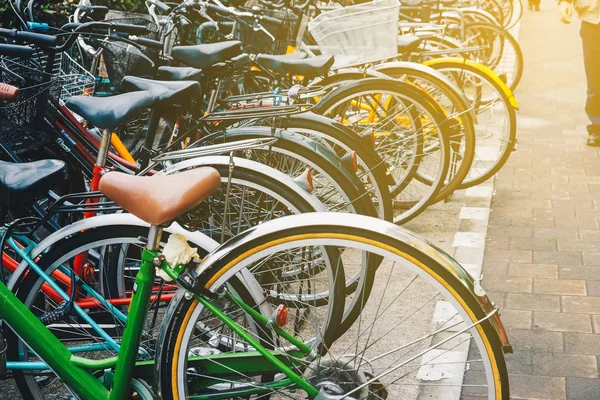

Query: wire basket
left=0, top=50, right=57, bottom=154
left=0, top=47, right=94, bottom=154
left=308, top=0, right=401, bottom=67
left=101, top=13, right=160, bottom=91
left=237, top=9, right=299, bottom=55
left=59, top=52, right=96, bottom=101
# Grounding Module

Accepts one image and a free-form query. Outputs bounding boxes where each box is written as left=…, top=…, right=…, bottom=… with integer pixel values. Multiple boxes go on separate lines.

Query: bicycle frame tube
left=0, top=244, right=160, bottom=399
left=0, top=279, right=110, bottom=400
left=8, top=237, right=121, bottom=352
left=109, top=246, right=157, bottom=399
left=194, top=293, right=320, bottom=397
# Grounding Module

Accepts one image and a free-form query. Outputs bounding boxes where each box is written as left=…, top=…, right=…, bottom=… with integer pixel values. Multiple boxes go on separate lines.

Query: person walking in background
left=559, top=0, right=600, bottom=146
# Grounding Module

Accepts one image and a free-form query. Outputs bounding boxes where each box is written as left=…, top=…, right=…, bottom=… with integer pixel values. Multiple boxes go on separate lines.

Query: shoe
left=587, top=131, right=600, bottom=146
left=535, top=5, right=540, bottom=10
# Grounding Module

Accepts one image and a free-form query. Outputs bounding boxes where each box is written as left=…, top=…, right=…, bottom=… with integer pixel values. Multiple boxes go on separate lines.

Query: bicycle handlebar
left=132, top=36, right=164, bottom=50
left=0, top=28, right=57, bottom=47
left=115, top=33, right=164, bottom=50
left=206, top=3, right=284, bottom=26
left=0, top=43, right=34, bottom=57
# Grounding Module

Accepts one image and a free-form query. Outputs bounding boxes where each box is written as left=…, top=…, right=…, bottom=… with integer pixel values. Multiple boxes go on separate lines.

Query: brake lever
left=146, top=2, right=160, bottom=25
left=109, top=31, right=156, bottom=68
left=199, top=3, right=219, bottom=31
left=254, top=19, right=275, bottom=41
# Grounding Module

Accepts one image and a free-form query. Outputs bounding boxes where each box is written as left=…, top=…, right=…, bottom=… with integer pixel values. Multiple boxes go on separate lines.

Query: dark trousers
left=581, top=21, right=600, bottom=134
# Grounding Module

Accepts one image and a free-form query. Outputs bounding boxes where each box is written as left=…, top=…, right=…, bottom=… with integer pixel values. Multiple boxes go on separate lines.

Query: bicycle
left=2, top=164, right=512, bottom=399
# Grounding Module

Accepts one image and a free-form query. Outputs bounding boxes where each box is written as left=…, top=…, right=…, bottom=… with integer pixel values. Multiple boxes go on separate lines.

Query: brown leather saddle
left=99, top=168, right=221, bottom=225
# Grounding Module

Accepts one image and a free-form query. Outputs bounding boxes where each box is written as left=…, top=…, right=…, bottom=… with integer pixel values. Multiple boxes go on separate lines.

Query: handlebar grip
left=261, top=15, right=284, bottom=26
left=0, top=83, right=21, bottom=103
left=0, top=43, right=34, bottom=57
left=0, top=28, right=57, bottom=47
left=108, top=23, right=152, bottom=36
left=133, top=36, right=164, bottom=50
left=207, top=3, right=232, bottom=15
left=125, top=35, right=165, bottom=50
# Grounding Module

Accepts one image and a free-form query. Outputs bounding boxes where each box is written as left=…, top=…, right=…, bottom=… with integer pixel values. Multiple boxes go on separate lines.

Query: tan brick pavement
left=481, top=5, right=600, bottom=400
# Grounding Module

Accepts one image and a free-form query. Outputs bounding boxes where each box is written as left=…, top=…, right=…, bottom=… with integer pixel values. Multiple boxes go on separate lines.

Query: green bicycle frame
left=0, top=242, right=321, bottom=399
left=0, top=246, right=158, bottom=400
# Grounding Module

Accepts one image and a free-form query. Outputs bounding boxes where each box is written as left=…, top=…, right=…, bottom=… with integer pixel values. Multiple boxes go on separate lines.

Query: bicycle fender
left=371, top=61, right=472, bottom=110
left=7, top=214, right=218, bottom=291
left=158, top=155, right=327, bottom=212
left=423, top=57, right=520, bottom=110
left=191, top=212, right=512, bottom=354
left=310, top=68, right=388, bottom=87
left=206, top=127, right=370, bottom=201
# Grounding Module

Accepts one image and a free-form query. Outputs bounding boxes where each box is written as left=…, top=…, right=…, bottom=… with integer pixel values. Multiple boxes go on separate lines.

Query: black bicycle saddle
left=157, top=66, right=204, bottom=83
left=121, top=76, right=202, bottom=105
left=255, top=54, right=334, bottom=78
left=0, top=160, right=66, bottom=207
left=171, top=41, right=243, bottom=69
left=65, top=91, right=155, bottom=129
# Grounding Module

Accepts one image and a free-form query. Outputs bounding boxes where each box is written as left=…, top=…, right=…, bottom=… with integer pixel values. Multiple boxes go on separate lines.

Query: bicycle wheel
left=505, top=0, right=523, bottom=30
left=432, top=9, right=501, bottom=28
left=6, top=224, right=206, bottom=399
left=477, top=0, right=508, bottom=25
left=8, top=223, right=339, bottom=398
left=447, top=21, right=524, bottom=91
left=193, top=127, right=379, bottom=219
left=157, top=213, right=509, bottom=399
left=373, top=62, right=477, bottom=203
left=252, top=112, right=393, bottom=221
left=313, top=78, right=451, bottom=224
left=425, top=59, right=517, bottom=187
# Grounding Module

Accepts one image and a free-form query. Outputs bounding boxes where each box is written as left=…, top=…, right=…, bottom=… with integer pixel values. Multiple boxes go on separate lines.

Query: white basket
left=308, top=0, right=401, bottom=67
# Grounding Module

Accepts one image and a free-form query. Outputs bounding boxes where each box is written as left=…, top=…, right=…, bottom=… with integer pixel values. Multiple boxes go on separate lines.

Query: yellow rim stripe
left=172, top=298, right=199, bottom=400
left=201, top=232, right=503, bottom=398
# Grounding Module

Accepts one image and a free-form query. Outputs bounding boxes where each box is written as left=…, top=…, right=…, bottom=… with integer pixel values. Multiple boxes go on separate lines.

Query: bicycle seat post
left=147, top=224, right=163, bottom=252
left=88, top=129, right=112, bottom=196
left=97, top=129, right=111, bottom=168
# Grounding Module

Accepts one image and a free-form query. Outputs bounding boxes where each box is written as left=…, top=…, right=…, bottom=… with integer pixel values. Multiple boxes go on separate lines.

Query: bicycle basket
left=308, top=0, right=400, bottom=67
left=102, top=13, right=160, bottom=91
left=237, top=9, right=298, bottom=55
left=0, top=50, right=58, bottom=153
left=59, top=52, right=95, bottom=102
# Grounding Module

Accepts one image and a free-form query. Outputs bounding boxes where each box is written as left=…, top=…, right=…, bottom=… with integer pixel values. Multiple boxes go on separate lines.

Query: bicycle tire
left=373, top=62, right=477, bottom=203
left=192, top=127, right=379, bottom=219
left=157, top=213, right=509, bottom=400
left=312, top=78, right=451, bottom=224
left=253, top=112, right=394, bottom=221
left=425, top=59, right=518, bottom=187
left=458, top=21, right=524, bottom=91
left=6, top=225, right=270, bottom=399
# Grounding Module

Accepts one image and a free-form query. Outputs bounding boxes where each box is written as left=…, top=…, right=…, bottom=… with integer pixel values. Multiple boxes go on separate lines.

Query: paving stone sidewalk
left=480, top=6, right=600, bottom=400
